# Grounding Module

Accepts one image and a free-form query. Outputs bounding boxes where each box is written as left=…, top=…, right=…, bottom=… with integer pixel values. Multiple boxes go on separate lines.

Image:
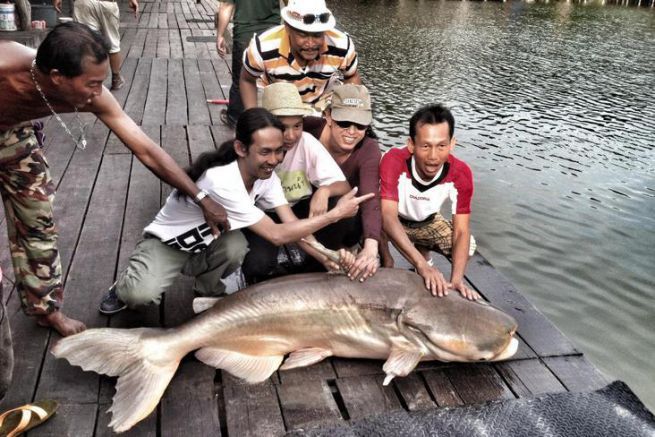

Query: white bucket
left=0, top=3, right=17, bottom=32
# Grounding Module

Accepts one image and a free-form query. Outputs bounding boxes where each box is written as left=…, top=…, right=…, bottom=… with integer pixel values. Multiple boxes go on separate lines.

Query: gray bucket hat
left=329, top=84, right=372, bottom=126
left=262, top=83, right=314, bottom=117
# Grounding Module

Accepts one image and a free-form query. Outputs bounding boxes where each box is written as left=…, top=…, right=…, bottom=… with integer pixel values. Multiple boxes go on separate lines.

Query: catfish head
left=400, top=293, right=518, bottom=363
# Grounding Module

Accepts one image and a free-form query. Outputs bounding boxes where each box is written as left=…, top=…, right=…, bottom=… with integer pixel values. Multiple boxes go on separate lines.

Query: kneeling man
left=380, top=104, right=479, bottom=300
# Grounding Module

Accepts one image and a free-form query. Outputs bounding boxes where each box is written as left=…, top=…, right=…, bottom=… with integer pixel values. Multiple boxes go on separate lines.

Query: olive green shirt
left=225, top=0, right=281, bottom=44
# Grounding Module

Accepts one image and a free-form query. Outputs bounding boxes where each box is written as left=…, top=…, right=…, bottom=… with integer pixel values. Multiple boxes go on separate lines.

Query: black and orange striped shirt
left=242, top=25, right=358, bottom=106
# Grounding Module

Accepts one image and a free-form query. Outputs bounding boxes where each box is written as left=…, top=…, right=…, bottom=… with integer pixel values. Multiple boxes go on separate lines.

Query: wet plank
left=495, top=358, right=567, bottom=397
left=393, top=372, right=436, bottom=411
left=543, top=355, right=609, bottom=392
left=142, top=58, right=169, bottom=126
left=276, top=379, right=342, bottom=431
left=336, top=374, right=401, bottom=420
left=222, top=373, right=285, bottom=437
left=422, top=368, right=465, bottom=407
left=165, top=59, right=188, bottom=125
left=161, top=361, right=221, bottom=436
left=445, top=364, right=515, bottom=404
left=29, top=403, right=96, bottom=437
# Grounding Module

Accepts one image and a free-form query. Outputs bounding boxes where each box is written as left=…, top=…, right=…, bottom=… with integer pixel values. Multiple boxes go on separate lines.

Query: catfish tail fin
left=52, top=327, right=182, bottom=433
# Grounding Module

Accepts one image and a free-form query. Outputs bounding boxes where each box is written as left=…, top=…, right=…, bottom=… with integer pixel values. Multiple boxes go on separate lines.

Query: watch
left=193, top=189, right=209, bottom=204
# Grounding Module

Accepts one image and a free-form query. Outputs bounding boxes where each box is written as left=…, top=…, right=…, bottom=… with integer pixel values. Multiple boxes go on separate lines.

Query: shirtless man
left=0, top=23, right=230, bottom=336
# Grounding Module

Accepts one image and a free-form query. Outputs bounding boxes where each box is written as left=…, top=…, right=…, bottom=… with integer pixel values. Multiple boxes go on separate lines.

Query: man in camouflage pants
left=0, top=23, right=232, bottom=336
left=1, top=124, right=63, bottom=317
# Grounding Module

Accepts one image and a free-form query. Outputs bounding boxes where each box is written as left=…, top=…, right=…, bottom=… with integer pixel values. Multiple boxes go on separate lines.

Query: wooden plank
left=496, top=358, right=567, bottom=398
left=335, top=374, right=401, bottom=420
left=462, top=254, right=579, bottom=357
left=123, top=57, right=153, bottom=124
left=156, top=28, right=170, bottom=58
left=169, top=28, right=183, bottom=59
left=187, top=124, right=216, bottom=159
left=222, top=372, right=285, bottom=437
left=108, top=56, right=139, bottom=112
left=277, top=360, right=336, bottom=385
left=95, top=401, right=157, bottom=437
left=127, top=28, right=147, bottom=59
left=158, top=12, right=168, bottom=30
left=142, top=58, right=168, bottom=126
left=142, top=28, right=158, bottom=58
left=160, top=125, right=188, bottom=200
left=276, top=379, right=342, bottom=430
left=543, top=355, right=609, bottom=392
left=0, top=297, right=49, bottom=409
left=422, top=368, right=465, bottom=407
left=36, top=153, right=132, bottom=403
left=198, top=59, right=225, bottom=125
left=28, top=403, right=96, bottom=437
left=332, top=358, right=384, bottom=378
left=184, top=59, right=211, bottom=125
left=180, top=29, right=197, bottom=58
left=166, top=59, right=188, bottom=126
left=210, top=125, right=233, bottom=149
left=211, top=57, right=231, bottom=100
left=161, top=361, right=221, bottom=436
left=393, top=372, right=436, bottom=411
left=445, top=364, right=515, bottom=404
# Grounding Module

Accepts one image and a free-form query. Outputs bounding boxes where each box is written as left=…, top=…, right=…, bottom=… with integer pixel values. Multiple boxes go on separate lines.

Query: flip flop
left=0, top=400, right=58, bottom=437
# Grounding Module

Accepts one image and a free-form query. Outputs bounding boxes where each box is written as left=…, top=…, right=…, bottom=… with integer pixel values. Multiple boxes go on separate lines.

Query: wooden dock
left=0, top=0, right=610, bottom=435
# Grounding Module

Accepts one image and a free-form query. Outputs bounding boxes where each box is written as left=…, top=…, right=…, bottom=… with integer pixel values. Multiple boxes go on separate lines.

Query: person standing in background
left=215, top=0, right=281, bottom=128
left=55, top=0, right=139, bottom=90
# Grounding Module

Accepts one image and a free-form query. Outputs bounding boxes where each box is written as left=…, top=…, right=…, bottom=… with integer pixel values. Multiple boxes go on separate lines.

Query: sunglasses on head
left=334, top=120, right=368, bottom=131
left=289, top=11, right=331, bottom=25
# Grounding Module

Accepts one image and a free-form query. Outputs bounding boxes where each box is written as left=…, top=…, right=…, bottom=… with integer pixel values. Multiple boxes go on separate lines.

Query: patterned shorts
left=401, top=213, right=476, bottom=257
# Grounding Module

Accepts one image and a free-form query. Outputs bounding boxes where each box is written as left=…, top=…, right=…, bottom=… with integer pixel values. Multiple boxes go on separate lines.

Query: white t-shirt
left=144, top=161, right=288, bottom=253
left=275, top=132, right=345, bottom=205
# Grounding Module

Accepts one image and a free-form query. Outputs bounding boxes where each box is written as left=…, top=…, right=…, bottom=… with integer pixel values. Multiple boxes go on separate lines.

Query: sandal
left=0, top=400, right=59, bottom=437
left=219, top=109, right=236, bottom=129
left=111, top=74, right=125, bottom=91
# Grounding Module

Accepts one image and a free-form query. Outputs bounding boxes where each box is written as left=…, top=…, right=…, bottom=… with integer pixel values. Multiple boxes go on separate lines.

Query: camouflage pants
left=401, top=213, right=477, bottom=257
left=0, top=124, right=62, bottom=316
left=0, top=271, right=14, bottom=401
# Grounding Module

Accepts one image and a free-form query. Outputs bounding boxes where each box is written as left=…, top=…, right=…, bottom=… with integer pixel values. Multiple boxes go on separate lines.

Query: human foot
left=37, top=311, right=86, bottom=337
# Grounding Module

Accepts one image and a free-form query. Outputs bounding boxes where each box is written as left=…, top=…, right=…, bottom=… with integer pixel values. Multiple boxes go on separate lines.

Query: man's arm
left=215, top=2, right=235, bottom=57
left=93, top=91, right=230, bottom=235
left=248, top=188, right=373, bottom=246
left=308, top=181, right=351, bottom=217
left=449, top=214, right=479, bottom=300
left=343, top=70, right=362, bottom=85
left=239, top=69, right=259, bottom=110
left=381, top=199, right=448, bottom=296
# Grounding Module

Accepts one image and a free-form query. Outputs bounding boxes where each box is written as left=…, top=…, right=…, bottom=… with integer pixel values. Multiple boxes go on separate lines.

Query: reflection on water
left=331, top=0, right=655, bottom=409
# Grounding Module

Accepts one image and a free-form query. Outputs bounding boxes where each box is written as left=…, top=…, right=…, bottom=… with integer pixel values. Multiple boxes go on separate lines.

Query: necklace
left=30, top=59, right=87, bottom=150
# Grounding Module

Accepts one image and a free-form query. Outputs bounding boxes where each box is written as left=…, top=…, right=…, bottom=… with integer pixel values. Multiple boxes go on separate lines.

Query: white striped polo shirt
left=242, top=25, right=358, bottom=105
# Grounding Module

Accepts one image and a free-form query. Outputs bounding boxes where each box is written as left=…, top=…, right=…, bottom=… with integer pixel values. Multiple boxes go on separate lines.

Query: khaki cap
left=330, top=84, right=372, bottom=126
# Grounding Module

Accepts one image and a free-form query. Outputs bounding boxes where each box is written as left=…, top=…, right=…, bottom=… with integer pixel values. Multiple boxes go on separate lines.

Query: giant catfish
left=53, top=269, right=518, bottom=433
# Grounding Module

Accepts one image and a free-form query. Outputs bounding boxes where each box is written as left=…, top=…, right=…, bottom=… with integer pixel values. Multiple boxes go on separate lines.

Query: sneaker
left=99, top=284, right=127, bottom=315
left=111, top=74, right=125, bottom=91
left=219, top=109, right=236, bottom=129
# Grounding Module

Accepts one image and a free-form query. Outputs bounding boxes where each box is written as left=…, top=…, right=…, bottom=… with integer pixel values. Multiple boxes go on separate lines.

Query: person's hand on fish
left=450, top=280, right=480, bottom=301
left=416, top=263, right=449, bottom=297
left=322, top=248, right=355, bottom=273
left=346, top=243, right=379, bottom=282
left=308, top=186, right=330, bottom=218
left=329, top=187, right=375, bottom=220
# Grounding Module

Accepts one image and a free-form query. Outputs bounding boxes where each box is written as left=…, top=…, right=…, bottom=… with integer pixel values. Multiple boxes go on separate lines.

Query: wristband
left=193, top=189, right=209, bottom=204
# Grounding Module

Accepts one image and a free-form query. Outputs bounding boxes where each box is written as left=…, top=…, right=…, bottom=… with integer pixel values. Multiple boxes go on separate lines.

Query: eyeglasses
left=334, top=120, right=368, bottom=131
left=289, top=11, right=331, bottom=25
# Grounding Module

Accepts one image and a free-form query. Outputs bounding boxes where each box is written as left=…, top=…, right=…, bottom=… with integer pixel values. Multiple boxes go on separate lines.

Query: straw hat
left=262, top=83, right=314, bottom=117
left=281, top=0, right=336, bottom=33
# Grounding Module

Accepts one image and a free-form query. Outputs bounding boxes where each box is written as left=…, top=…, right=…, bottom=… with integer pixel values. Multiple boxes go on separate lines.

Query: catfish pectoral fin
left=382, top=349, right=424, bottom=386
left=194, top=347, right=283, bottom=383
left=279, top=347, right=333, bottom=370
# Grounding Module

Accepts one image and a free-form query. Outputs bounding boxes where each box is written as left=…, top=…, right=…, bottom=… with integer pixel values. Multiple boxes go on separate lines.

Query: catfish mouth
left=406, top=323, right=519, bottom=363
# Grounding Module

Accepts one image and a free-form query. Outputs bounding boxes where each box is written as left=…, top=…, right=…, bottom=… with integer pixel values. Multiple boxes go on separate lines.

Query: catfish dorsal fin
left=192, top=297, right=222, bottom=314
left=195, top=347, right=283, bottom=384
left=382, top=348, right=423, bottom=386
